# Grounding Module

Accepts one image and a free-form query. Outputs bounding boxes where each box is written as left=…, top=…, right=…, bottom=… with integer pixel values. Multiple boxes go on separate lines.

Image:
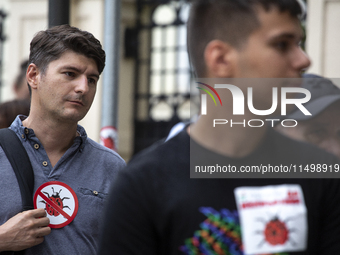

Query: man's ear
left=204, top=40, right=236, bottom=77
left=26, top=63, right=40, bottom=90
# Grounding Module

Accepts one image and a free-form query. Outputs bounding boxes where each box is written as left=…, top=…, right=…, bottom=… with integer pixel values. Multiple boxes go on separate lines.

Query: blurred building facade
left=0, top=0, right=339, bottom=161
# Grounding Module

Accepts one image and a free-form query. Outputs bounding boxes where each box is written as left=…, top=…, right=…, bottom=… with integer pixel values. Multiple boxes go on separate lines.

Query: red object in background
left=100, top=126, right=118, bottom=151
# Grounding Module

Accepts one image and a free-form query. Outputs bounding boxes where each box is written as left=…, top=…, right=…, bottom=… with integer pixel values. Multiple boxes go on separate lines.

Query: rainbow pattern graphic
left=196, top=82, right=223, bottom=106
left=179, top=207, right=290, bottom=255
left=180, top=207, right=242, bottom=255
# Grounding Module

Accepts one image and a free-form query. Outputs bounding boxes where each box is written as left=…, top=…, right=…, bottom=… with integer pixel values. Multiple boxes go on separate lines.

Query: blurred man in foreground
left=99, top=1, right=340, bottom=254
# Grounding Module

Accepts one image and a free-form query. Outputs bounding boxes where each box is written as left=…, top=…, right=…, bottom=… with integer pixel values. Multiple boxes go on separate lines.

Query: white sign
left=234, top=184, right=307, bottom=254
left=34, top=181, right=79, bottom=229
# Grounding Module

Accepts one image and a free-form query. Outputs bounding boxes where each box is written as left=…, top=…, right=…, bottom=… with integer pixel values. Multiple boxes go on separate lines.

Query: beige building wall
left=0, top=0, right=48, bottom=101
left=306, top=0, right=340, bottom=78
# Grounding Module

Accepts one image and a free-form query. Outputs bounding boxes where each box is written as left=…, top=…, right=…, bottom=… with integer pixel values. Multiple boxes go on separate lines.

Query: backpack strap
left=0, top=128, right=34, bottom=211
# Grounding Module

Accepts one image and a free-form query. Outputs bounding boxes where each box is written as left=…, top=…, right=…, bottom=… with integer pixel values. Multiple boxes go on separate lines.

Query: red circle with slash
left=34, top=181, right=78, bottom=229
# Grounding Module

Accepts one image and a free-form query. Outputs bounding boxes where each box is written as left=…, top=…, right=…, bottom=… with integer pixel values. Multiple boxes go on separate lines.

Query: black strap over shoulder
left=0, top=128, right=34, bottom=211
left=0, top=128, right=34, bottom=254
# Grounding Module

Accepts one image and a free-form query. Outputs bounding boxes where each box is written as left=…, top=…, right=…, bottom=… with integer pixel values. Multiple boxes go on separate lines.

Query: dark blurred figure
left=13, top=60, right=30, bottom=100
left=276, top=74, right=340, bottom=159
left=0, top=99, right=30, bottom=128
left=98, top=1, right=340, bottom=255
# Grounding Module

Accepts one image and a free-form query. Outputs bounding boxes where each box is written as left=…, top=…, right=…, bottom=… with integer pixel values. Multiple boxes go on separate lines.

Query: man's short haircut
left=29, top=24, right=106, bottom=75
left=187, top=0, right=303, bottom=77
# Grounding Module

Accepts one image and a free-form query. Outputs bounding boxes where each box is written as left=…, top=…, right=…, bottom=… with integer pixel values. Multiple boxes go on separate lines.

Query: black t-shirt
left=98, top=128, right=340, bottom=255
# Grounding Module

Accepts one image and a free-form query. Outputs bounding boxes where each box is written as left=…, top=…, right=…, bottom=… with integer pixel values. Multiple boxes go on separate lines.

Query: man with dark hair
left=29, top=25, right=105, bottom=75
left=0, top=25, right=125, bottom=254
left=99, top=0, right=340, bottom=254
left=276, top=74, right=340, bottom=159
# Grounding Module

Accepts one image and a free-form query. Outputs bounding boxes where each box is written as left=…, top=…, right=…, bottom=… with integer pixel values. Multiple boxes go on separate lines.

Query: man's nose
left=292, top=47, right=311, bottom=73
left=75, top=76, right=89, bottom=94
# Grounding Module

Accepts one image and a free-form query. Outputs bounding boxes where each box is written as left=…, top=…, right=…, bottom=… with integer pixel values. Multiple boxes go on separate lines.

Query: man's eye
left=65, top=72, right=75, bottom=77
left=275, top=41, right=289, bottom=52
left=88, top=78, right=96, bottom=84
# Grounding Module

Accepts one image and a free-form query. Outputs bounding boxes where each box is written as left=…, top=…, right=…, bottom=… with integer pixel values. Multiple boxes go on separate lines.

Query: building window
left=132, top=0, right=196, bottom=154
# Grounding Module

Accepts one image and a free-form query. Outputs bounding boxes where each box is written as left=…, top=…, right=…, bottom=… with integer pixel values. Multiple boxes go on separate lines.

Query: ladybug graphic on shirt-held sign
left=256, top=215, right=296, bottom=248
left=40, top=187, right=70, bottom=216
left=34, top=181, right=79, bottom=228
left=263, top=217, right=289, bottom=245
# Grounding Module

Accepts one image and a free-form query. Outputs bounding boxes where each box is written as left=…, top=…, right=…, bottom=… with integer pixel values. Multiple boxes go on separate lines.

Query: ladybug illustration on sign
left=34, top=181, right=79, bottom=228
left=40, top=187, right=70, bottom=216
left=263, top=217, right=288, bottom=245
left=256, top=215, right=296, bottom=247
